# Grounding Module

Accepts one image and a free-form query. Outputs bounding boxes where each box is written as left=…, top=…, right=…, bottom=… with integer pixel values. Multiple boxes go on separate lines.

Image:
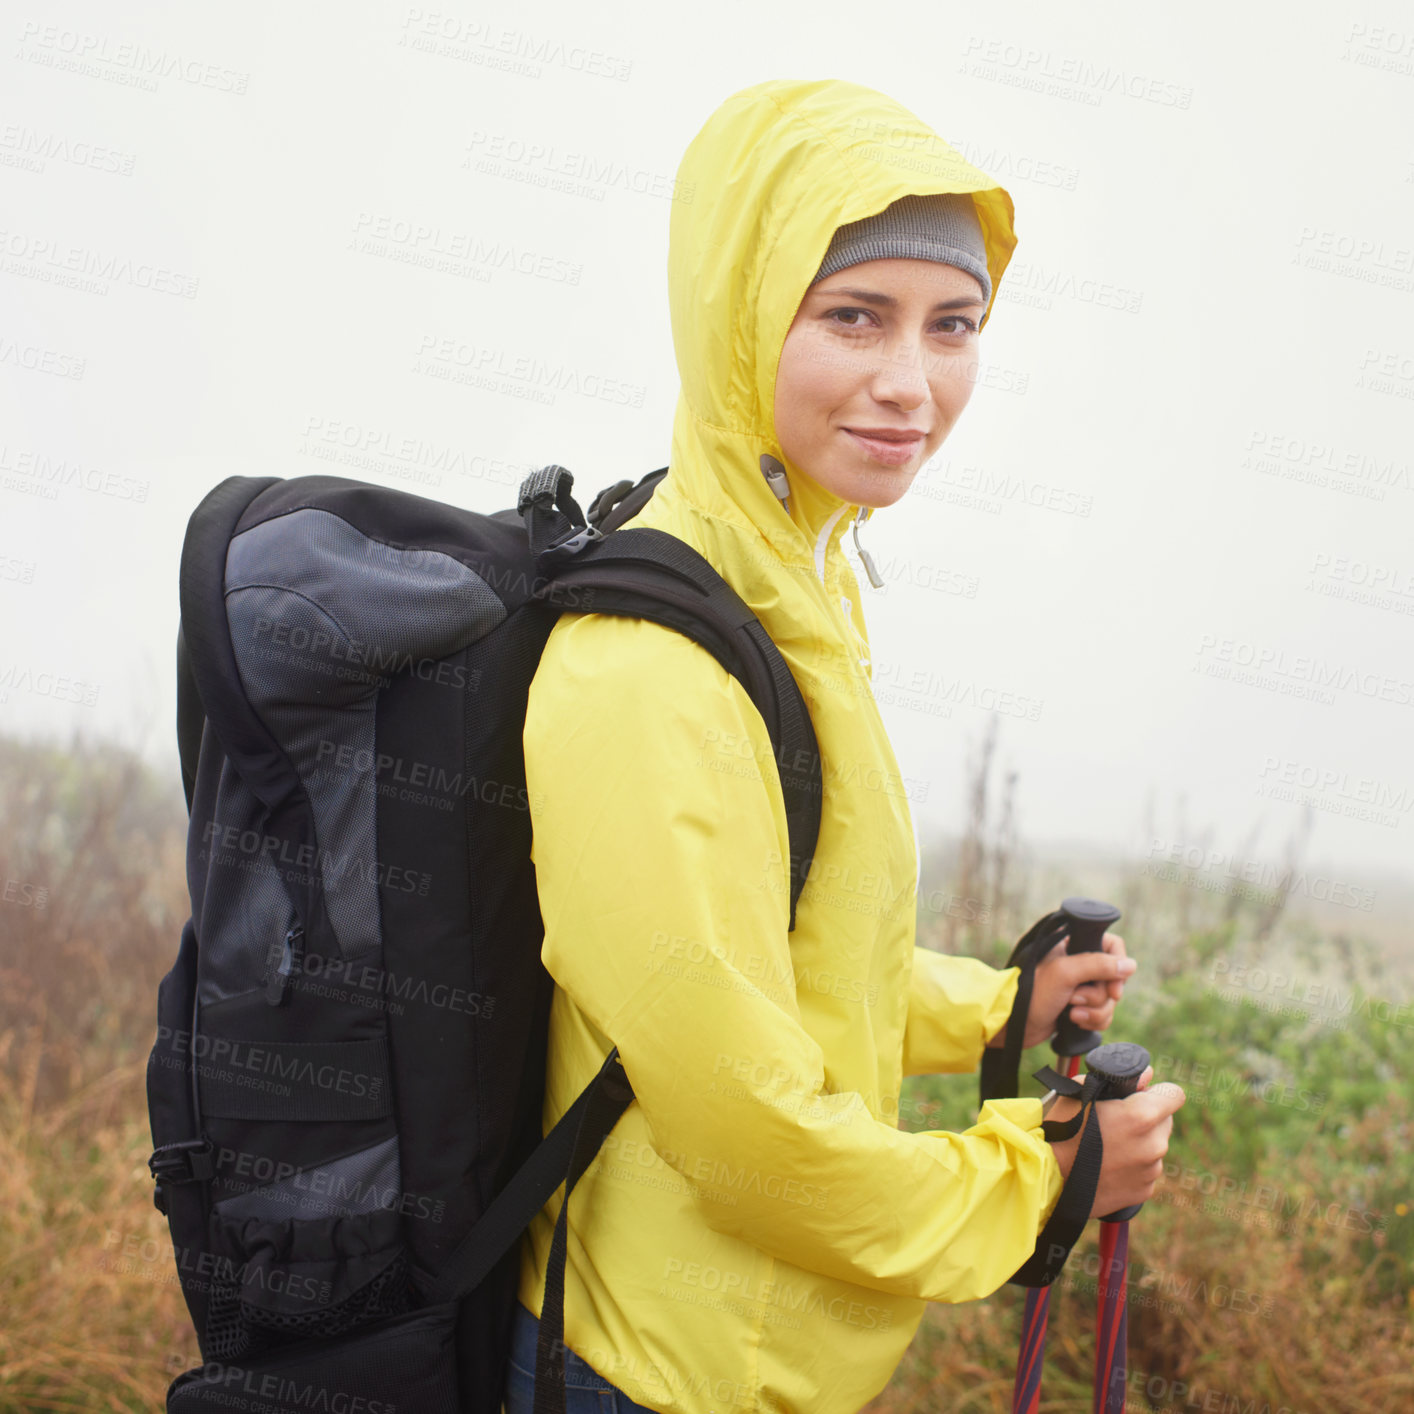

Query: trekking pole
left=1051, top=897, right=1124, bottom=1063
left=1045, top=903, right=1136, bottom=1414
left=1081, top=1041, right=1149, bottom=1414
left=1003, top=899, right=1121, bottom=1414
left=1014, top=1039, right=1151, bottom=1414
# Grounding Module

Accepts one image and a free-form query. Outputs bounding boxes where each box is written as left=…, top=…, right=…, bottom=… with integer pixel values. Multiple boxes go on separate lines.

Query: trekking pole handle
left=1051, top=896, right=1123, bottom=1060
left=1085, top=1040, right=1151, bottom=1223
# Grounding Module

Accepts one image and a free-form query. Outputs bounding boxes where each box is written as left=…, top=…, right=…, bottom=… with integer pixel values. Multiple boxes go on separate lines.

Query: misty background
left=3, top=0, right=1411, bottom=938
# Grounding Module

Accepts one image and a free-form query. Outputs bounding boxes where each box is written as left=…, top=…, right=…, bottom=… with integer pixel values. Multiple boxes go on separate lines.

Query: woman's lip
left=842, top=428, right=924, bottom=466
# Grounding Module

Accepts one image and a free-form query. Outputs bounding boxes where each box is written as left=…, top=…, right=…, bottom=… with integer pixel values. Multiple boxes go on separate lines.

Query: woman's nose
left=868, top=342, right=932, bottom=408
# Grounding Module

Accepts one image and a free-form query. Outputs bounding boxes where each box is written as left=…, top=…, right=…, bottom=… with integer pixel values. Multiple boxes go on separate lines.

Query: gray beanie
left=811, top=192, right=991, bottom=305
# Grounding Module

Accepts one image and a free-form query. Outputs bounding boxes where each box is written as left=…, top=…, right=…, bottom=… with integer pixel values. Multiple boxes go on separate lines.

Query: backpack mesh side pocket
left=166, top=1300, right=460, bottom=1413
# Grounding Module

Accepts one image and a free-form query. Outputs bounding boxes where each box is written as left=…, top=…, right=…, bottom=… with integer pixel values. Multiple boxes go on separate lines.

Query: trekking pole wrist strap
left=979, top=909, right=1069, bottom=1107
left=1009, top=1067, right=1107, bottom=1287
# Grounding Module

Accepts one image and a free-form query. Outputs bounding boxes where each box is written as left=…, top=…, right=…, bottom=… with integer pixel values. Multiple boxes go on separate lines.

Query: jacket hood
left=664, top=78, right=1019, bottom=569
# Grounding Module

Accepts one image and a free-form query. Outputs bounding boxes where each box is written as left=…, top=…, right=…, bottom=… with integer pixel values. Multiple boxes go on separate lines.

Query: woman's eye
left=822, top=308, right=979, bottom=336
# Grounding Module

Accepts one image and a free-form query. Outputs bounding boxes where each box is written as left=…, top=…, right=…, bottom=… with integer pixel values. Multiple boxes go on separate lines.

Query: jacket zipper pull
left=852, top=507, right=885, bottom=589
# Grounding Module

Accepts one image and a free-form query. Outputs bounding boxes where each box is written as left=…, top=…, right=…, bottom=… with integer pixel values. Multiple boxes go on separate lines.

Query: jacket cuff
left=980, top=965, right=1021, bottom=1051
left=901, top=953, right=1025, bottom=1077
left=975, top=1095, right=1066, bottom=1232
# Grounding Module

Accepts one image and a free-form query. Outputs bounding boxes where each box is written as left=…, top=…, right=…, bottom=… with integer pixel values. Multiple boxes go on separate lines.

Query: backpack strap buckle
left=149, top=1137, right=215, bottom=1214
left=585, top=478, right=636, bottom=528
left=538, top=522, right=604, bottom=567
left=518, top=465, right=597, bottom=558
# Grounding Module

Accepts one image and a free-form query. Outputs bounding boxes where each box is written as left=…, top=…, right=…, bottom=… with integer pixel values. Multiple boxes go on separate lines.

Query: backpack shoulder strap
left=535, top=524, right=822, bottom=933
left=177, top=474, right=287, bottom=805
left=435, top=516, right=826, bottom=1405
left=175, top=624, right=205, bottom=816
left=417, top=1047, right=632, bottom=1308
left=177, top=475, right=323, bottom=934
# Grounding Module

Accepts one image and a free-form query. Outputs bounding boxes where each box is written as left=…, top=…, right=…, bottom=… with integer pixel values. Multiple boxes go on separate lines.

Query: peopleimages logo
left=0, top=123, right=138, bottom=176
left=313, top=740, right=542, bottom=816
left=250, top=614, right=475, bottom=690
left=350, top=211, right=583, bottom=285
left=0, top=226, right=200, bottom=297
left=1193, top=633, right=1414, bottom=708
left=1255, top=753, right=1412, bottom=829
left=958, top=35, right=1194, bottom=109
left=299, top=415, right=533, bottom=490
left=462, top=132, right=691, bottom=203
left=0, top=663, right=101, bottom=707
left=1241, top=429, right=1410, bottom=499
left=260, top=939, right=496, bottom=1021
left=176, top=1362, right=395, bottom=1414
left=1145, top=838, right=1376, bottom=912
left=155, top=1026, right=383, bottom=1105
left=100, top=1230, right=332, bottom=1306
left=662, top=1258, right=893, bottom=1329
left=0, top=445, right=148, bottom=501
left=1209, top=960, right=1411, bottom=1031
left=399, top=10, right=633, bottom=83
left=216, top=1145, right=446, bottom=1223
left=15, top=21, right=251, bottom=94
left=201, top=821, right=433, bottom=896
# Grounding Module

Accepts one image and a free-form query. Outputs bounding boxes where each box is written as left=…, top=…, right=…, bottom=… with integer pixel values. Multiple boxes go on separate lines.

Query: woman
left=507, top=78, right=1182, bottom=1414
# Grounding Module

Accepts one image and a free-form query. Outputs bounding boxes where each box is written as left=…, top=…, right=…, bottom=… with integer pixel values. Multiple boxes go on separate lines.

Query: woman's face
left=773, top=258, right=986, bottom=509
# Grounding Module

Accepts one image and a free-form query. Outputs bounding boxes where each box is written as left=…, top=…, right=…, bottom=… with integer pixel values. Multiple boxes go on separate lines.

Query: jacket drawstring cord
left=851, top=506, right=884, bottom=589
left=759, top=453, right=792, bottom=516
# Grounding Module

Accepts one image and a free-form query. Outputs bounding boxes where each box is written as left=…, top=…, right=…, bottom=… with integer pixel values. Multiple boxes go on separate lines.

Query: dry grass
left=866, top=1130, right=1413, bottom=1414
left=0, top=1056, right=199, bottom=1409
left=1, top=731, right=1409, bottom=1412
left=878, top=719, right=1413, bottom=1412
left=0, top=735, right=198, bottom=1409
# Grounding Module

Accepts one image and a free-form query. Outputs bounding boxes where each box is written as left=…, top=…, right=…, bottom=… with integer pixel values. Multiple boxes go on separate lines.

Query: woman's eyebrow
left=814, top=285, right=985, bottom=311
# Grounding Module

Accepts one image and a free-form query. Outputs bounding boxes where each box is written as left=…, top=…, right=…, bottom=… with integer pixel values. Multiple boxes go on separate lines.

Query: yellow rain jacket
left=517, top=78, right=1064, bottom=1413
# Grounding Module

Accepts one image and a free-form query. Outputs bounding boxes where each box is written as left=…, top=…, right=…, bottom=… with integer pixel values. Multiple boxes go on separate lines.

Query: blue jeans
left=503, top=1302, right=659, bottom=1413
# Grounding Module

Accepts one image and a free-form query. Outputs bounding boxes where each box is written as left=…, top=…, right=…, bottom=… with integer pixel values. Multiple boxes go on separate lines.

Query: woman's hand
left=986, top=930, right=1137, bottom=1051
left=1047, top=1067, right=1187, bottom=1218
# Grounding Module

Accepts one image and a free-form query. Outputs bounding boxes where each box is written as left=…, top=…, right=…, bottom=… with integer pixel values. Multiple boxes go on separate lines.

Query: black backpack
left=147, top=465, right=822, bottom=1413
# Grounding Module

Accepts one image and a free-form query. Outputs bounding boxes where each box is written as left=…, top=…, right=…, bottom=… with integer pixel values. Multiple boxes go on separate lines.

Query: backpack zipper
left=264, top=923, right=304, bottom=1006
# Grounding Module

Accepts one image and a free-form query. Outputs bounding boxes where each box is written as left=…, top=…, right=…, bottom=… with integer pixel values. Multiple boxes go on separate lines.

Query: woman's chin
left=845, top=465, right=919, bottom=509
left=790, top=449, right=921, bottom=509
